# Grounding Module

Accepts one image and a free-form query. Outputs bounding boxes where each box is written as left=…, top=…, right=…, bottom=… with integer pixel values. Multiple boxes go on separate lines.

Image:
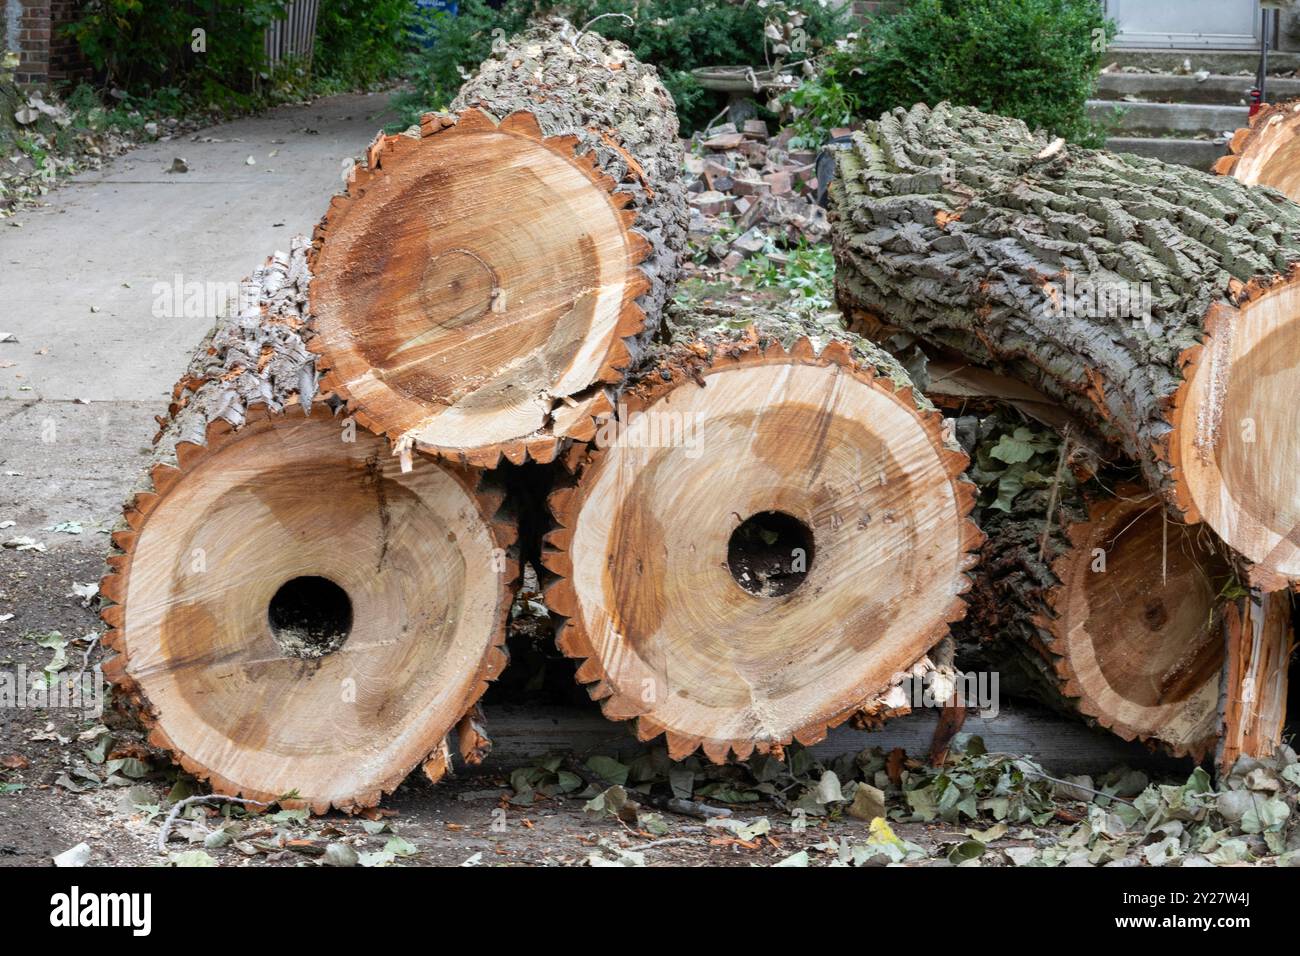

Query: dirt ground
left=0, top=542, right=1100, bottom=869
left=0, top=540, right=967, bottom=868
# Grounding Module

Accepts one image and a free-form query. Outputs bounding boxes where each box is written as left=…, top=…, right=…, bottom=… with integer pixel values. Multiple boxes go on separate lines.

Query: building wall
left=2, top=0, right=90, bottom=87
left=48, top=0, right=88, bottom=82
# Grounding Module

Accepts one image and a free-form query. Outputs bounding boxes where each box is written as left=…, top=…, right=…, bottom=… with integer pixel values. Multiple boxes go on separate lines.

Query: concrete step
left=1088, top=99, right=1247, bottom=136
left=1106, top=136, right=1228, bottom=172
left=1095, top=71, right=1300, bottom=106
left=1103, top=48, right=1300, bottom=76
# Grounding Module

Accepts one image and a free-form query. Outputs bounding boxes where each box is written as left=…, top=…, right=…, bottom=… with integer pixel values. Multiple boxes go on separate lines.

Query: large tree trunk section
left=541, top=308, right=982, bottom=762
left=308, top=19, right=686, bottom=467
left=830, top=102, right=1300, bottom=587
left=1042, top=489, right=1229, bottom=758
left=100, top=241, right=516, bottom=813
left=1214, top=100, right=1300, bottom=202
left=956, top=413, right=1231, bottom=758
left=1218, top=589, right=1295, bottom=774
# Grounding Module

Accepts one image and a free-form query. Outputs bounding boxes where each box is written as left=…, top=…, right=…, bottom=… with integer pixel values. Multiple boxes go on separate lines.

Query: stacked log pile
left=102, top=21, right=984, bottom=807
left=102, top=37, right=1300, bottom=807
left=830, top=102, right=1298, bottom=767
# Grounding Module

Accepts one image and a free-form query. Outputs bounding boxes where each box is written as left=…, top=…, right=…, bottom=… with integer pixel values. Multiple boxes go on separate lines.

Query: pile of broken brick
left=682, top=118, right=836, bottom=270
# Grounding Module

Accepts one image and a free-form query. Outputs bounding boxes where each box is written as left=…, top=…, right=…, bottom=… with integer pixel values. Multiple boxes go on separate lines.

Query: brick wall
left=3, top=0, right=49, bottom=86
left=2, top=0, right=90, bottom=87
left=48, top=0, right=89, bottom=82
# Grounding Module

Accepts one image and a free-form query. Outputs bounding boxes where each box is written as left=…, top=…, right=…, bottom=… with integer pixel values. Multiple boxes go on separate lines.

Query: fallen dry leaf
left=935, top=209, right=962, bottom=229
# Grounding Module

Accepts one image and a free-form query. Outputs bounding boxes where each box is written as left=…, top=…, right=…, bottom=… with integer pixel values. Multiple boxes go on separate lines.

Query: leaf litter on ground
left=514, top=733, right=1300, bottom=867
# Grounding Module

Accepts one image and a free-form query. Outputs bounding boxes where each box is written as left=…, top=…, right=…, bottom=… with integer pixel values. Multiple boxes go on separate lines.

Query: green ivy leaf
left=585, top=755, right=630, bottom=787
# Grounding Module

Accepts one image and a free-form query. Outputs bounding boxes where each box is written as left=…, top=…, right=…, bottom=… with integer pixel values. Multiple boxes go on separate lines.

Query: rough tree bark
left=541, top=305, right=982, bottom=762
left=950, top=412, right=1235, bottom=759
left=830, top=102, right=1300, bottom=588
left=309, top=18, right=687, bottom=467
left=100, top=239, right=516, bottom=813
left=1215, top=100, right=1300, bottom=202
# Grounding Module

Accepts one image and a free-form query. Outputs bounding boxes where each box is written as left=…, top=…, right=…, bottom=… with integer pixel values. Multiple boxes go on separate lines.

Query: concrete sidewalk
left=0, top=92, right=394, bottom=538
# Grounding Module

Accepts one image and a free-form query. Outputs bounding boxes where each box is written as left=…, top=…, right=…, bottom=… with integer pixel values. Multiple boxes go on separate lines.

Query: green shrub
left=391, top=0, right=538, bottom=127
left=558, top=0, right=851, bottom=132
left=783, top=69, right=857, bottom=148
left=828, top=0, right=1114, bottom=144
left=63, top=0, right=853, bottom=132
left=314, top=0, right=419, bottom=93
left=65, top=0, right=421, bottom=109
left=394, top=0, right=852, bottom=133
left=64, top=0, right=290, bottom=109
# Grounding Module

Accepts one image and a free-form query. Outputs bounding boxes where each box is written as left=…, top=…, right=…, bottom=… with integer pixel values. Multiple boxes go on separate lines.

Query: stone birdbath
left=691, top=65, right=801, bottom=125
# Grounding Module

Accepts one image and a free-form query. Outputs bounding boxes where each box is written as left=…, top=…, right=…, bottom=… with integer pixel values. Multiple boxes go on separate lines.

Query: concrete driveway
left=0, top=91, right=394, bottom=537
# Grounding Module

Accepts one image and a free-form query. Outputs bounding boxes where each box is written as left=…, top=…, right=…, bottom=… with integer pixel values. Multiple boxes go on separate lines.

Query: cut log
left=308, top=18, right=687, bottom=467
left=1214, top=100, right=1300, bottom=202
left=1218, top=589, right=1295, bottom=774
left=100, top=240, right=516, bottom=813
left=830, top=102, right=1300, bottom=587
left=954, top=412, right=1231, bottom=758
left=541, top=307, right=982, bottom=762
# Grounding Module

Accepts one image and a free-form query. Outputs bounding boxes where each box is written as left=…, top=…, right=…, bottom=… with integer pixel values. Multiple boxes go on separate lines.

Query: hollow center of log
left=568, top=360, right=972, bottom=749
left=268, top=576, right=353, bottom=658
left=726, top=511, right=815, bottom=598
left=568, top=360, right=971, bottom=750
left=122, top=416, right=510, bottom=807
